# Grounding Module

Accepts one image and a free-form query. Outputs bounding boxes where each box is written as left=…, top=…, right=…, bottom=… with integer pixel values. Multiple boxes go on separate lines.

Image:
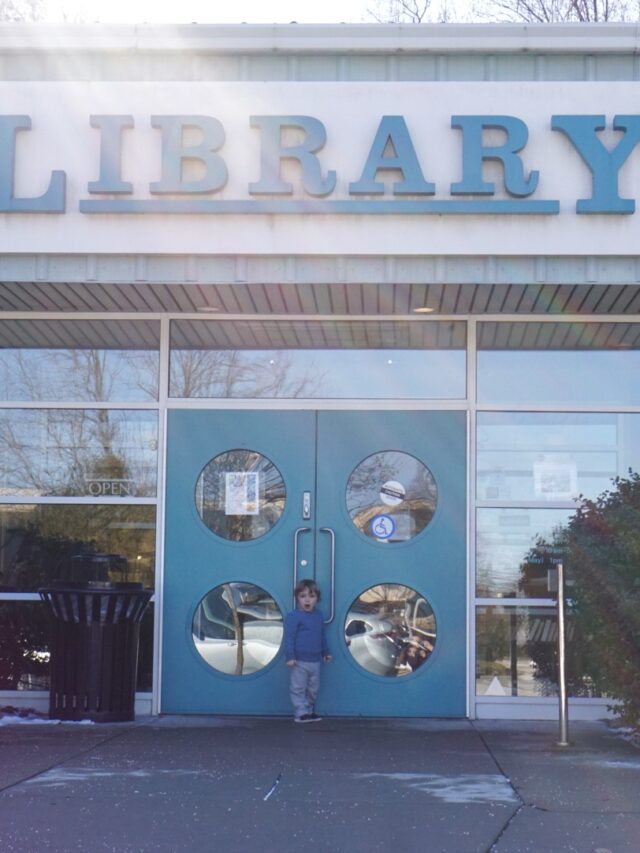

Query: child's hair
left=294, top=578, right=321, bottom=600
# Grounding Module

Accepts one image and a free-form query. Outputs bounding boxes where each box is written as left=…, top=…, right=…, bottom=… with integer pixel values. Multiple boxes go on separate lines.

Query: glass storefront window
left=477, top=413, right=640, bottom=503
left=0, top=319, right=160, bottom=402
left=0, top=602, right=50, bottom=690
left=0, top=602, right=153, bottom=692
left=0, top=410, right=158, bottom=498
left=192, top=582, right=283, bottom=676
left=478, top=322, right=640, bottom=406
left=195, top=450, right=286, bottom=542
left=346, top=451, right=437, bottom=543
left=0, top=505, right=156, bottom=591
left=476, top=508, right=572, bottom=599
left=476, top=605, right=600, bottom=698
left=170, top=319, right=466, bottom=399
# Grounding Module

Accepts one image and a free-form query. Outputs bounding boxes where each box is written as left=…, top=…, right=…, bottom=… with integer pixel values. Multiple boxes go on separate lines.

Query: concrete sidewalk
left=0, top=715, right=638, bottom=852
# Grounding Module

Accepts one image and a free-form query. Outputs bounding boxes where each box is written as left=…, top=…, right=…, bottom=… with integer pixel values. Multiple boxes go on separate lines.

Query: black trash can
left=39, top=581, right=152, bottom=723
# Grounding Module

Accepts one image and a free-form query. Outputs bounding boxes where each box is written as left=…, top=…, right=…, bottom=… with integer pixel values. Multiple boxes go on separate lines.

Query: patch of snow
left=24, top=768, right=220, bottom=788
left=0, top=716, right=95, bottom=726
left=354, top=772, right=519, bottom=804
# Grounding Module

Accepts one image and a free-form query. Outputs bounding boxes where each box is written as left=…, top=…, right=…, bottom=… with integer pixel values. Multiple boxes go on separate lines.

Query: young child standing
left=284, top=579, right=331, bottom=723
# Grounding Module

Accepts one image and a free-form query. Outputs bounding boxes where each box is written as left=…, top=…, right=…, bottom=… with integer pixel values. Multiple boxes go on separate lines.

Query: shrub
left=565, top=472, right=640, bottom=723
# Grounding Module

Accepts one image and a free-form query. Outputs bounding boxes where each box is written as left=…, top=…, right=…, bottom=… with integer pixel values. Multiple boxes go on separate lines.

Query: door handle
left=293, top=527, right=311, bottom=605
left=319, top=527, right=335, bottom=624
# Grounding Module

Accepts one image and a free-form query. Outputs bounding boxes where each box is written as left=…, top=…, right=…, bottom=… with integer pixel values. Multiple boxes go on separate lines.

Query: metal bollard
left=556, top=561, right=570, bottom=747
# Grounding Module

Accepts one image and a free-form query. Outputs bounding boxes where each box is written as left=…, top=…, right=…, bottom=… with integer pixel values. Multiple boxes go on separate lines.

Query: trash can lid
left=40, top=581, right=145, bottom=592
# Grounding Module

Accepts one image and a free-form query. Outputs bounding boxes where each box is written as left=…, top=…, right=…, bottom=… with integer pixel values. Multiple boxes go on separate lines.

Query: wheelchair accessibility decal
left=371, top=514, right=396, bottom=540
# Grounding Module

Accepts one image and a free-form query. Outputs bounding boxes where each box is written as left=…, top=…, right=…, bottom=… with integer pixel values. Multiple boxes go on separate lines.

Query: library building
left=1, top=21, right=639, bottom=720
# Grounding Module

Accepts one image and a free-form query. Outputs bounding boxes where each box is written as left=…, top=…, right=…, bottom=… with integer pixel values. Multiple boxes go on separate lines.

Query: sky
left=42, top=1, right=377, bottom=25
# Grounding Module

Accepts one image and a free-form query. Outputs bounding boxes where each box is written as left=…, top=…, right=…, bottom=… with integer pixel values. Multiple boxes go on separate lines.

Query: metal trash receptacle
left=39, top=581, right=152, bottom=723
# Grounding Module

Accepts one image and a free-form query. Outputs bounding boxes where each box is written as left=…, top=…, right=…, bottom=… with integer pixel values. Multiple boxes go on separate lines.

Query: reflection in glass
left=477, top=413, right=640, bottom=503
left=0, top=505, right=156, bottom=591
left=476, top=509, right=573, bottom=599
left=136, top=605, right=154, bottom=692
left=478, top=348, right=640, bottom=407
left=0, top=410, right=158, bottom=498
left=345, top=584, right=436, bottom=677
left=170, top=349, right=466, bottom=399
left=0, top=602, right=50, bottom=690
left=0, top=347, right=159, bottom=402
left=0, top=318, right=159, bottom=402
left=192, top=582, right=283, bottom=676
left=476, top=605, right=600, bottom=698
left=346, top=451, right=437, bottom=543
left=169, top=319, right=466, bottom=400
left=0, top=602, right=153, bottom=691
left=196, top=450, right=285, bottom=541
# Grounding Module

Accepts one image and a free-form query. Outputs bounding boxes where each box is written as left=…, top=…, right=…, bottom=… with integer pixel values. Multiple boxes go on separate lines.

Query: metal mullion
left=476, top=402, right=640, bottom=413
left=0, top=311, right=165, bottom=322
left=0, top=400, right=159, bottom=409
left=2, top=311, right=640, bottom=325
left=153, top=316, right=170, bottom=715
left=476, top=499, right=581, bottom=510
left=165, top=396, right=468, bottom=411
left=0, top=496, right=157, bottom=505
left=475, top=598, right=556, bottom=608
left=467, top=317, right=477, bottom=719
left=0, top=593, right=41, bottom=601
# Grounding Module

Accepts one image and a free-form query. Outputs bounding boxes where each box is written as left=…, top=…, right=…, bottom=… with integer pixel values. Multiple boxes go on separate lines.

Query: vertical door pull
left=293, top=527, right=311, bottom=604
left=319, top=527, right=336, bottom=624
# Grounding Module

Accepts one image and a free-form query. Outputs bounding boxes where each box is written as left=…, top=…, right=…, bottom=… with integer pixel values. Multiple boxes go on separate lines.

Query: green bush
left=565, top=472, right=640, bottom=723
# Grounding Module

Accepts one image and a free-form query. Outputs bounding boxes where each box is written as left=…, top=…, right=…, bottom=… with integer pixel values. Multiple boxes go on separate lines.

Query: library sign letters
left=2, top=111, right=640, bottom=217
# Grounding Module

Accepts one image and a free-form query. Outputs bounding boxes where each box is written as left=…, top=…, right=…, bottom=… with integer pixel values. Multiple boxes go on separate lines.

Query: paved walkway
left=0, top=716, right=638, bottom=852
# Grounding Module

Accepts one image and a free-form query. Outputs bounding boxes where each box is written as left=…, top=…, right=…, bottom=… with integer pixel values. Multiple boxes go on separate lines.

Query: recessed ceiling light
left=197, top=306, right=221, bottom=313
left=413, top=306, right=434, bottom=314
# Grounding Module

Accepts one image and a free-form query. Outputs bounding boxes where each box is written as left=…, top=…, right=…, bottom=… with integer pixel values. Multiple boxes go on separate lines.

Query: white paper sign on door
left=225, top=472, right=260, bottom=515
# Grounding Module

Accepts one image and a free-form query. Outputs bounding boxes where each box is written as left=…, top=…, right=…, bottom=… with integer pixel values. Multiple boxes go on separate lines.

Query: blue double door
left=162, top=410, right=467, bottom=717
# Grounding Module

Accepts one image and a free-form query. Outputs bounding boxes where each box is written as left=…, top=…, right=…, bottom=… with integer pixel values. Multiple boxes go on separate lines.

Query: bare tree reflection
left=0, top=409, right=157, bottom=498
left=197, top=450, right=286, bottom=541
left=0, top=348, right=158, bottom=403
left=347, top=452, right=437, bottom=542
left=0, top=346, right=158, bottom=593
left=170, top=350, right=325, bottom=398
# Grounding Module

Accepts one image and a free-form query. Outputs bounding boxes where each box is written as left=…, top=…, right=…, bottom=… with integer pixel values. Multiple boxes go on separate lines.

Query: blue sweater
left=284, top=608, right=329, bottom=662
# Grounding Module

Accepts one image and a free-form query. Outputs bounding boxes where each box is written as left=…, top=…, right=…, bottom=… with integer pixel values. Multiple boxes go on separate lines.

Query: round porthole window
left=346, top=450, right=437, bottom=543
left=344, top=584, right=436, bottom=677
left=192, top=582, right=283, bottom=676
left=195, top=449, right=286, bottom=541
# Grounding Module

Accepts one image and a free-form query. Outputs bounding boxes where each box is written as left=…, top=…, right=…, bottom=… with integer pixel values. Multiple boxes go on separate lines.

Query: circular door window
left=345, top=584, right=436, bottom=677
left=192, top=582, right=283, bottom=676
left=195, top=449, right=286, bottom=541
left=346, top=450, right=437, bottom=543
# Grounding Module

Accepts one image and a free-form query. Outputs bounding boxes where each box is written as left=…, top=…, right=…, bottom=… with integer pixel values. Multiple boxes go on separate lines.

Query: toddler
left=284, top=579, right=331, bottom=723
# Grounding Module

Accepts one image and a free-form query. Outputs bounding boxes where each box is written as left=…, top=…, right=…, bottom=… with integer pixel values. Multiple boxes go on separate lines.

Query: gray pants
left=289, top=660, right=321, bottom=718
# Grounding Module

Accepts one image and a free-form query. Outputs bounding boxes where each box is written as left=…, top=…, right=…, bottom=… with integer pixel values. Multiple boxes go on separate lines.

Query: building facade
left=1, top=22, right=639, bottom=719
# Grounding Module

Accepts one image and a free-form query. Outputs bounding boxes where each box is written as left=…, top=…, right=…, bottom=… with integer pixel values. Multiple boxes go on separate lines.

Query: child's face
left=297, top=588, right=318, bottom=612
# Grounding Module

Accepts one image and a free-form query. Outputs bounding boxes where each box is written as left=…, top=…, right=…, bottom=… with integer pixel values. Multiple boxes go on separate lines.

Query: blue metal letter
left=249, top=116, right=336, bottom=197
left=150, top=116, right=227, bottom=194
left=349, top=116, right=435, bottom=195
left=552, top=115, right=640, bottom=214
left=88, top=115, right=134, bottom=194
left=450, top=116, right=538, bottom=197
left=0, top=116, right=65, bottom=212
